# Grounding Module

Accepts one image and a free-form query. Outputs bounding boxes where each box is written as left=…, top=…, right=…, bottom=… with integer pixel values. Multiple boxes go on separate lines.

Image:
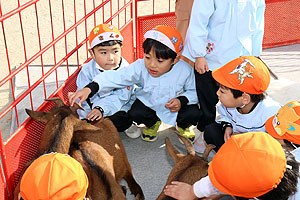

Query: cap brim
left=212, top=68, right=235, bottom=91
left=265, top=116, right=282, bottom=140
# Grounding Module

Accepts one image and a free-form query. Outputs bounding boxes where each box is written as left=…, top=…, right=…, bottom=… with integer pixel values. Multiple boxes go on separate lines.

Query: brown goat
left=156, top=134, right=225, bottom=200
left=14, top=98, right=144, bottom=200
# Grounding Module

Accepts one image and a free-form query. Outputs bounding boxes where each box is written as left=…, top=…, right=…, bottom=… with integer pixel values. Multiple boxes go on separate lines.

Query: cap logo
left=229, top=59, right=256, bottom=85
left=99, top=35, right=104, bottom=40
left=171, top=36, right=178, bottom=45
left=93, top=27, right=99, bottom=35
left=273, top=103, right=300, bottom=136
left=106, top=24, right=115, bottom=31
left=109, top=33, right=114, bottom=38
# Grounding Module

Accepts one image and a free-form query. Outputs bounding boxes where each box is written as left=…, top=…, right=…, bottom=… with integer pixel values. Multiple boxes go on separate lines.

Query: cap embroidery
left=171, top=36, right=178, bottom=45
left=93, top=27, right=99, bottom=35
left=98, top=35, right=104, bottom=40
left=229, top=59, right=256, bottom=85
left=179, top=41, right=183, bottom=51
left=109, top=33, right=114, bottom=38
left=106, top=24, right=115, bottom=31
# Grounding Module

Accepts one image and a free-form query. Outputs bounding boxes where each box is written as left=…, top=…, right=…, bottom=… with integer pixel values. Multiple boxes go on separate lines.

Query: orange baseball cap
left=208, top=132, right=287, bottom=198
left=212, top=56, right=270, bottom=94
left=266, top=101, right=300, bottom=145
left=89, top=24, right=123, bottom=49
left=144, top=25, right=183, bottom=54
left=20, top=153, right=88, bottom=200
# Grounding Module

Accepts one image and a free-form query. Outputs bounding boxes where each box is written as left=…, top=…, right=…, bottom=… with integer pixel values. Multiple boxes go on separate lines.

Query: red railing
left=0, top=0, right=134, bottom=199
left=0, top=0, right=299, bottom=199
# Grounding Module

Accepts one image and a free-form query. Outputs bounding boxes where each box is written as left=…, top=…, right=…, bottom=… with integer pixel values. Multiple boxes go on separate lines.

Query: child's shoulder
left=174, top=59, right=193, bottom=71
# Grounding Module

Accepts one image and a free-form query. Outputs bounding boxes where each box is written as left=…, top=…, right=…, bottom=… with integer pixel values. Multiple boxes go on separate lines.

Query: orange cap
left=20, top=153, right=88, bottom=200
left=144, top=25, right=183, bottom=54
left=208, top=132, right=287, bottom=198
left=266, top=101, right=300, bottom=145
left=212, top=56, right=270, bottom=94
left=89, top=24, right=123, bottom=49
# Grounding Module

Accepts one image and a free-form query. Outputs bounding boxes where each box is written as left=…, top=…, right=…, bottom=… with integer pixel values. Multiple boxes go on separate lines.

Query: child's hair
left=235, top=150, right=299, bottom=200
left=92, top=40, right=123, bottom=52
left=218, top=83, right=266, bottom=103
left=143, top=38, right=177, bottom=61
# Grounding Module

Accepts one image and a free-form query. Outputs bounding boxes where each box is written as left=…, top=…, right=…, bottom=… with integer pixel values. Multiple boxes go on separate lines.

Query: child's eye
left=114, top=50, right=119, bottom=54
left=144, top=56, right=150, bottom=59
left=100, top=51, right=106, bottom=55
left=157, top=59, right=164, bottom=63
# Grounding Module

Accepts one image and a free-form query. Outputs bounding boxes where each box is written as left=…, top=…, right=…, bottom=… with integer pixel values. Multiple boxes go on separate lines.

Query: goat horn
left=202, top=144, right=216, bottom=161
left=176, top=133, right=195, bottom=156
left=70, top=102, right=85, bottom=112
left=45, top=97, right=64, bottom=107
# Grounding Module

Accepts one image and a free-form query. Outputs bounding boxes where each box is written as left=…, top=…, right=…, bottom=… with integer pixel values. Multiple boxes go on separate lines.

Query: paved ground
left=1, top=44, right=299, bottom=199
left=119, top=44, right=300, bottom=199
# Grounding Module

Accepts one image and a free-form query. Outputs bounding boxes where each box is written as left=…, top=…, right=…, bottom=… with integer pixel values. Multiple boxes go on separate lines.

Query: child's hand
left=224, top=127, right=233, bottom=142
left=195, top=57, right=209, bottom=74
left=86, top=108, right=102, bottom=121
left=165, top=98, right=181, bottom=112
left=68, top=88, right=91, bottom=106
left=164, top=181, right=197, bottom=200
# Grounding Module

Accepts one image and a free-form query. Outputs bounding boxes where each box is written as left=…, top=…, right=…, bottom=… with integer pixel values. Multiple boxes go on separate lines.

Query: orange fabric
left=208, top=132, right=286, bottom=198
left=266, top=101, right=300, bottom=145
left=20, top=153, right=88, bottom=200
left=89, top=24, right=123, bottom=49
left=212, top=56, right=270, bottom=94
left=144, top=25, right=183, bottom=54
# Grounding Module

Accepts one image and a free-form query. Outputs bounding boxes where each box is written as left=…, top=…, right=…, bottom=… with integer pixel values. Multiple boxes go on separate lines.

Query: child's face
left=217, top=85, right=244, bottom=108
left=90, top=44, right=122, bottom=70
left=144, top=47, right=174, bottom=77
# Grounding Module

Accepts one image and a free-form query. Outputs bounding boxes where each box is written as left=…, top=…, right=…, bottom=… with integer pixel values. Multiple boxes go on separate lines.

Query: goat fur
left=156, top=133, right=224, bottom=200
left=13, top=98, right=144, bottom=200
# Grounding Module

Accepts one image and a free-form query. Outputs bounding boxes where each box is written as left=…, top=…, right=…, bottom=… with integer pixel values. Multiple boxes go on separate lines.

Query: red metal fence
left=0, top=0, right=299, bottom=199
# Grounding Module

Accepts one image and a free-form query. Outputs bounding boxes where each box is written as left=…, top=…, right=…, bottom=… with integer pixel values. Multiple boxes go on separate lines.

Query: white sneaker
left=124, top=124, right=141, bottom=139
left=193, top=130, right=207, bottom=154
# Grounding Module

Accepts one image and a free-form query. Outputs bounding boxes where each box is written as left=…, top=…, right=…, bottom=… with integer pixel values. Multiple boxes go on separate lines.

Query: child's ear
left=241, top=93, right=251, bottom=105
left=173, top=54, right=180, bottom=65
left=89, top=49, right=95, bottom=58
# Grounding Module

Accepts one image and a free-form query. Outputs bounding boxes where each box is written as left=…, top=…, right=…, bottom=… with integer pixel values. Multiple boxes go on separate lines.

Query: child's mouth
left=149, top=69, right=157, bottom=75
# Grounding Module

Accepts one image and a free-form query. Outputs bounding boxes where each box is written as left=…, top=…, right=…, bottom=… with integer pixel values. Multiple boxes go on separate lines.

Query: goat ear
left=165, top=137, right=184, bottom=163
left=25, top=109, right=51, bottom=123
left=45, top=97, right=64, bottom=108
left=70, top=102, right=85, bottom=113
left=71, top=116, right=102, bottom=132
left=177, top=133, right=195, bottom=156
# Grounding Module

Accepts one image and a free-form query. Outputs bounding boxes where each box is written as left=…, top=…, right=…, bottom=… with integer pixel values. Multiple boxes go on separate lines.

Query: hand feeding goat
left=156, top=134, right=224, bottom=200
left=14, top=97, right=144, bottom=200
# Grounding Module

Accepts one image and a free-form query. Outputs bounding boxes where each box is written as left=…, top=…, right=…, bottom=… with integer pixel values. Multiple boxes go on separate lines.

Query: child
left=196, top=56, right=281, bottom=152
left=69, top=25, right=201, bottom=142
left=164, top=132, right=299, bottom=200
left=182, top=0, right=266, bottom=133
left=19, top=153, right=88, bottom=200
left=265, top=101, right=300, bottom=200
left=74, top=24, right=135, bottom=133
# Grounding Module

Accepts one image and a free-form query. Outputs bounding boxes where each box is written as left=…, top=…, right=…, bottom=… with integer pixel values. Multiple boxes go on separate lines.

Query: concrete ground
left=1, top=44, right=299, bottom=199
left=119, top=44, right=300, bottom=199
